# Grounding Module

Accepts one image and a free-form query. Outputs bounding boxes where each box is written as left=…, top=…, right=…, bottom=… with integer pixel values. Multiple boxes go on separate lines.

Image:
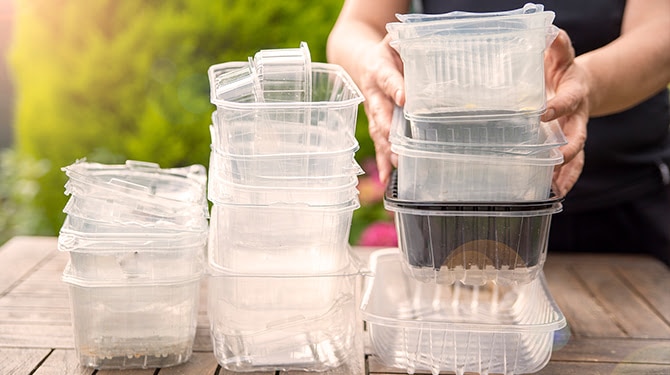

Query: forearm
left=578, top=10, right=670, bottom=117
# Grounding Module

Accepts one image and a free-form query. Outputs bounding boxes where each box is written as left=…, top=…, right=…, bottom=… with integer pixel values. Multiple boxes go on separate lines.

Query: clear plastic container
left=361, top=249, right=566, bottom=375
left=251, top=41, right=312, bottom=102
left=207, top=201, right=358, bottom=274
left=207, top=266, right=360, bottom=372
left=386, top=4, right=558, bottom=116
left=393, top=143, right=562, bottom=202
left=208, top=62, right=364, bottom=137
left=207, top=172, right=359, bottom=206
left=384, top=175, right=562, bottom=285
left=391, top=106, right=567, bottom=153
left=207, top=139, right=363, bottom=187
left=62, top=160, right=208, bottom=217
left=63, top=194, right=208, bottom=231
left=63, top=267, right=201, bottom=369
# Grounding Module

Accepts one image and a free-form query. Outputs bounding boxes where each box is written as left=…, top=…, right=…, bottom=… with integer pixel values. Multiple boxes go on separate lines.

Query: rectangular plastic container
left=207, top=266, right=361, bottom=372
left=63, top=160, right=209, bottom=218
left=208, top=62, right=364, bottom=140
left=63, top=267, right=201, bottom=369
left=207, top=172, right=359, bottom=206
left=386, top=5, right=557, bottom=116
left=393, top=143, right=562, bottom=202
left=384, top=174, right=562, bottom=285
left=391, top=106, right=567, bottom=153
left=207, top=139, right=362, bottom=188
left=361, top=249, right=566, bottom=375
left=207, top=201, right=357, bottom=274
left=251, top=41, right=312, bottom=102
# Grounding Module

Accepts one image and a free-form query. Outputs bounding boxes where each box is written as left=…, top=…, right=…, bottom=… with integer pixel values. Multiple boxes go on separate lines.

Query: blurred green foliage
left=7, top=0, right=382, bottom=242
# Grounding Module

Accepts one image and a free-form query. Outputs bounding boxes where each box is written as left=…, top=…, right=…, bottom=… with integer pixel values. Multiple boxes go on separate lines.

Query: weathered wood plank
left=156, top=352, right=219, bottom=374
left=543, top=263, right=625, bottom=338
left=0, top=305, right=71, bottom=324
left=537, top=361, right=670, bottom=374
left=0, top=323, right=74, bottom=348
left=614, top=262, right=670, bottom=324
left=0, top=236, right=58, bottom=295
left=551, top=338, right=670, bottom=364
left=31, top=349, right=93, bottom=375
left=0, top=347, right=51, bottom=375
left=573, top=264, right=670, bottom=338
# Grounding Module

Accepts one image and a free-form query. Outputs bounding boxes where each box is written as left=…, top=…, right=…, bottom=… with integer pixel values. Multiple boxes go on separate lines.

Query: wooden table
left=1, top=236, right=669, bottom=374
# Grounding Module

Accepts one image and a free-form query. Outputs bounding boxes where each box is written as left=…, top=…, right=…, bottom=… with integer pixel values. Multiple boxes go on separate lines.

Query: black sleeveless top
left=419, top=0, right=670, bottom=212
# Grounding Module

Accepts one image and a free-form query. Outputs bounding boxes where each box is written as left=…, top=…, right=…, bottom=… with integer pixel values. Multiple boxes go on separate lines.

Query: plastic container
left=63, top=266, right=201, bottom=369
left=208, top=62, right=364, bottom=138
left=62, top=160, right=208, bottom=217
left=208, top=139, right=363, bottom=187
left=384, top=174, right=562, bottom=285
left=207, top=172, right=359, bottom=206
left=386, top=5, right=557, bottom=116
left=391, top=106, right=567, bottom=153
left=361, top=249, right=566, bottom=375
left=393, top=142, right=562, bottom=202
left=207, top=266, right=360, bottom=372
left=63, top=194, right=208, bottom=231
left=207, top=201, right=358, bottom=274
left=251, top=41, right=312, bottom=102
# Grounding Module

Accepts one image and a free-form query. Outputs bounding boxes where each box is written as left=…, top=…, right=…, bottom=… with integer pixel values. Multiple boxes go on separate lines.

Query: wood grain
left=0, top=236, right=57, bottom=295
left=31, top=349, right=93, bottom=375
left=0, top=347, right=51, bottom=375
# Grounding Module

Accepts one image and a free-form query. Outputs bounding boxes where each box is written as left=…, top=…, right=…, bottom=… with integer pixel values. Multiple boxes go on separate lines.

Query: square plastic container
left=207, top=201, right=358, bottom=274
left=386, top=5, right=557, bottom=116
left=63, top=194, right=208, bottom=231
left=207, top=137, right=362, bottom=188
left=384, top=175, right=562, bottom=285
left=207, top=266, right=360, bottom=372
left=63, top=267, right=201, bottom=369
left=393, top=142, right=562, bottom=202
left=361, top=249, right=566, bottom=375
left=391, top=106, right=567, bottom=154
left=207, top=172, right=359, bottom=206
left=63, top=160, right=209, bottom=218
left=251, top=41, right=312, bottom=102
left=208, top=62, right=364, bottom=138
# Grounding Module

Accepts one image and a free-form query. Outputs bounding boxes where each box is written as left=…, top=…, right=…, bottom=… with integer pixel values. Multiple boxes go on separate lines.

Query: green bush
left=8, top=0, right=385, bottom=238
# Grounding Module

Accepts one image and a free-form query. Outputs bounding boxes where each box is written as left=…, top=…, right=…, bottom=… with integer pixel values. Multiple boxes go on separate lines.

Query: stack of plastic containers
left=360, top=4, right=568, bottom=375
left=58, top=160, right=209, bottom=369
left=206, top=42, right=365, bottom=373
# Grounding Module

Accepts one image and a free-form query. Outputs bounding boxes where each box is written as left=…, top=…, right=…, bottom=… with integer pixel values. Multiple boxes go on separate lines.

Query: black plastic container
left=384, top=171, right=562, bottom=285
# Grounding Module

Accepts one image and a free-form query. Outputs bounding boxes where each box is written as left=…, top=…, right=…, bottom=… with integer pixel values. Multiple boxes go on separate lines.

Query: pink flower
left=357, top=221, right=398, bottom=247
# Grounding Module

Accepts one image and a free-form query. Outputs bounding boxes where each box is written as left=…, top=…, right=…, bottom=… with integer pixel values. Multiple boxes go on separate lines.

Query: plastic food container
left=208, top=62, right=364, bottom=138
left=384, top=174, right=562, bottom=285
left=251, top=41, right=312, bottom=102
left=361, top=249, right=566, bottom=375
left=386, top=4, right=557, bottom=116
left=63, top=266, right=201, bottom=369
left=207, top=139, right=362, bottom=187
left=62, top=160, right=209, bottom=218
left=207, top=201, right=358, bottom=274
left=207, top=266, right=360, bottom=372
left=207, top=172, right=359, bottom=206
left=393, top=142, right=562, bottom=202
left=391, top=106, right=567, bottom=153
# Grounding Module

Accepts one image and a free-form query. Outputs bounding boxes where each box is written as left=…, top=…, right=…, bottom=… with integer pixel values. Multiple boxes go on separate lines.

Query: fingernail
left=394, top=89, right=404, bottom=106
left=544, top=108, right=556, bottom=120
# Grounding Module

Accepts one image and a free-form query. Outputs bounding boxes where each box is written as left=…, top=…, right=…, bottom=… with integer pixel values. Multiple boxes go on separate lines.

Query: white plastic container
left=63, top=266, right=201, bottom=369
left=393, top=143, right=562, bottom=202
left=207, top=201, right=358, bottom=274
left=207, top=266, right=360, bottom=372
left=361, top=249, right=566, bottom=375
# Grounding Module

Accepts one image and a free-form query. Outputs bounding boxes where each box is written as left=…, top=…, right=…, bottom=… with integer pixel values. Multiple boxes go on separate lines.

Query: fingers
left=552, top=149, right=585, bottom=197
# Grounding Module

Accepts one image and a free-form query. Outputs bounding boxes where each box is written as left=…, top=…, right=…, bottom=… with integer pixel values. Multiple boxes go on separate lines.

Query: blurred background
left=0, top=0, right=396, bottom=247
